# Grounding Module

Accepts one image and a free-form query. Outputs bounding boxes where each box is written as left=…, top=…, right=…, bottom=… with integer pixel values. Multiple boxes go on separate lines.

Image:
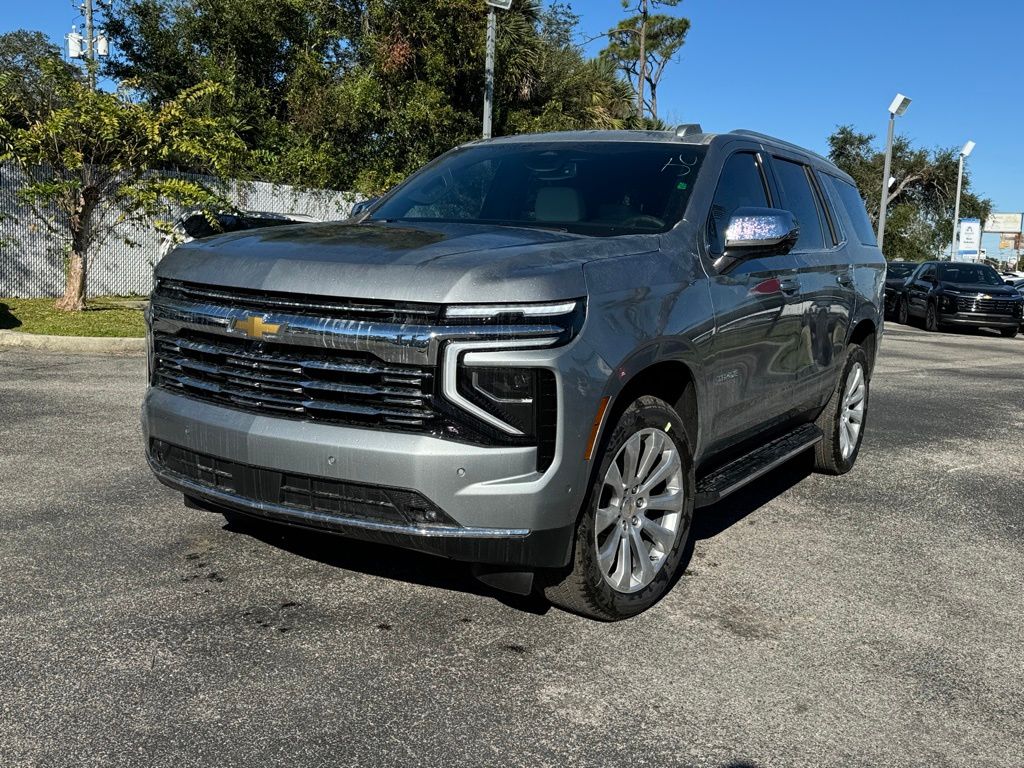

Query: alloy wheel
left=839, top=361, right=866, bottom=460
left=594, top=428, right=685, bottom=594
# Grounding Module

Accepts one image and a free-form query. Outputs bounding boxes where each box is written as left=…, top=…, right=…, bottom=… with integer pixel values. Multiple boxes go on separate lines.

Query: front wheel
left=925, top=302, right=941, bottom=332
left=544, top=396, right=695, bottom=621
left=813, top=345, right=870, bottom=475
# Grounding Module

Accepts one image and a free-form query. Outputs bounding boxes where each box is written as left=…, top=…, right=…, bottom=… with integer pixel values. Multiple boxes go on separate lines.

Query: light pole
left=482, top=0, right=512, bottom=139
left=877, top=93, right=911, bottom=250
left=949, top=139, right=975, bottom=260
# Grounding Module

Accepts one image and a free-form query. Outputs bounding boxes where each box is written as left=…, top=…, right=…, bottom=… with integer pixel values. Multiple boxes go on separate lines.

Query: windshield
left=370, top=141, right=707, bottom=236
left=887, top=262, right=916, bottom=279
left=937, top=263, right=1005, bottom=286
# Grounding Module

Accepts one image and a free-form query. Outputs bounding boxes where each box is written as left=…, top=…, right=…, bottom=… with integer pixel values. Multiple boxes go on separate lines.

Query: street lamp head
left=960, top=140, right=975, bottom=158
left=888, top=93, right=912, bottom=116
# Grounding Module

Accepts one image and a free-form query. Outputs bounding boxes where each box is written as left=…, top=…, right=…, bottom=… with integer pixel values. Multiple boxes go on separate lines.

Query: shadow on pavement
left=222, top=512, right=552, bottom=615
left=693, top=454, right=812, bottom=540
left=217, top=453, right=812, bottom=618
left=0, top=302, right=22, bottom=330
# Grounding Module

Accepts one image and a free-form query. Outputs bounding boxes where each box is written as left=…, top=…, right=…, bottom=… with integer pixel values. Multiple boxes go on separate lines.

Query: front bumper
left=142, top=386, right=594, bottom=568
left=939, top=312, right=1020, bottom=329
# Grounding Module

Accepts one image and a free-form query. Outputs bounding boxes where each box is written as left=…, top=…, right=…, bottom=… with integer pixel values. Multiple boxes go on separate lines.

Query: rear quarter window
left=822, top=175, right=876, bottom=246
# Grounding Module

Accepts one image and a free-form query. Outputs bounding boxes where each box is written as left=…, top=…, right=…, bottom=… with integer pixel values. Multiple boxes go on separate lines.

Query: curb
left=0, top=329, right=145, bottom=354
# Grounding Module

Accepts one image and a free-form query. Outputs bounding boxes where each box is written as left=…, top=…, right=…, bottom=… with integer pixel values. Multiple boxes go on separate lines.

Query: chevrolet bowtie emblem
left=230, top=315, right=281, bottom=339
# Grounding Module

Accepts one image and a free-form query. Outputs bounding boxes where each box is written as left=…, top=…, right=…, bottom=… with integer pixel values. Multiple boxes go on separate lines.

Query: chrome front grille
left=954, top=296, right=1019, bottom=315
left=152, top=331, right=436, bottom=428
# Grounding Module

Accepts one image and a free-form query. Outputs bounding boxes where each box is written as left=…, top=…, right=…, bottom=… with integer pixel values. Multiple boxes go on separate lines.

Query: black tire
left=813, top=345, right=870, bottom=475
left=1000, top=326, right=1019, bottom=338
left=897, top=296, right=909, bottom=325
left=925, top=301, right=941, bottom=332
left=543, top=395, right=695, bottom=621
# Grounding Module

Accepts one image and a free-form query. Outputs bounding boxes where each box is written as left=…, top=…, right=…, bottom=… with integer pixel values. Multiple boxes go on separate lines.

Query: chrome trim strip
left=445, top=300, right=578, bottom=319
left=442, top=338, right=558, bottom=436
left=150, top=296, right=566, bottom=365
left=150, top=457, right=530, bottom=539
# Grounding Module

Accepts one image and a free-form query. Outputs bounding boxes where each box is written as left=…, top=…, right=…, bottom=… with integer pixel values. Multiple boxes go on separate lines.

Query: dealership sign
left=983, top=212, right=1023, bottom=233
left=958, top=218, right=981, bottom=257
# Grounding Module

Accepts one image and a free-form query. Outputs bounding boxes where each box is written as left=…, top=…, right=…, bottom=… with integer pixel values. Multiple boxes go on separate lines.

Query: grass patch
left=0, top=297, right=147, bottom=337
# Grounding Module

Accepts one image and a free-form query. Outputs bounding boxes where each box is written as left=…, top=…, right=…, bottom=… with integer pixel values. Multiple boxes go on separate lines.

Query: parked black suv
left=884, top=260, right=917, bottom=317
left=145, top=127, right=886, bottom=620
left=896, top=261, right=1022, bottom=337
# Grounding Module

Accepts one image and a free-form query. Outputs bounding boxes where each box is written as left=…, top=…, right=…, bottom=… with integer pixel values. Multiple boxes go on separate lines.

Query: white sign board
left=958, top=218, right=981, bottom=258
left=983, top=212, right=1023, bottom=233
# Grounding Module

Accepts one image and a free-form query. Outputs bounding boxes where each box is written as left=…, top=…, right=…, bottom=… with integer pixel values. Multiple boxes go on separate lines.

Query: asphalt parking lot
left=1, top=323, right=1022, bottom=768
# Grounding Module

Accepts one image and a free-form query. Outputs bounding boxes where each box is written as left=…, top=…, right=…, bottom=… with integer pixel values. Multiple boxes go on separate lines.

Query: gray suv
left=144, top=127, right=885, bottom=620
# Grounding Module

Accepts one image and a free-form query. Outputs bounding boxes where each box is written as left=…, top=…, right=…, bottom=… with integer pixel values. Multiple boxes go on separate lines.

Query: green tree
left=0, top=58, right=247, bottom=311
left=602, top=0, right=688, bottom=122
left=828, top=125, right=991, bottom=261
left=104, top=0, right=640, bottom=195
left=0, top=30, right=83, bottom=127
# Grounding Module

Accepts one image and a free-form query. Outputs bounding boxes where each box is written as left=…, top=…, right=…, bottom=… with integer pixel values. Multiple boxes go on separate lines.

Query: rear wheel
left=544, top=396, right=694, bottom=621
left=897, top=296, right=909, bottom=325
left=813, top=345, right=869, bottom=475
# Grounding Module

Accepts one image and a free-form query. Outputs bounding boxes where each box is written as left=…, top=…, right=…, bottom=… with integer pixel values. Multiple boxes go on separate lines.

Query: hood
left=155, top=220, right=656, bottom=303
left=884, top=276, right=910, bottom=288
left=939, top=281, right=1020, bottom=297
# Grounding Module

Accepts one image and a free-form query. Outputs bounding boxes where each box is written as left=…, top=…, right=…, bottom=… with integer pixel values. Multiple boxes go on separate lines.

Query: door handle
left=779, top=277, right=800, bottom=295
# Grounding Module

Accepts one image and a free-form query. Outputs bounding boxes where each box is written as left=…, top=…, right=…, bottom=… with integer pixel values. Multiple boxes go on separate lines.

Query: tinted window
left=887, top=262, right=916, bottom=279
left=937, top=263, right=1005, bottom=286
left=707, top=152, right=769, bottom=254
left=773, top=158, right=825, bottom=250
left=921, top=265, right=936, bottom=281
left=372, top=142, right=707, bottom=237
left=823, top=175, right=876, bottom=245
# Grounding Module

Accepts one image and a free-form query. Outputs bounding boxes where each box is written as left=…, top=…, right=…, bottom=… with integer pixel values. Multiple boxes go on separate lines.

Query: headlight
left=443, top=299, right=585, bottom=344
left=457, top=367, right=546, bottom=436
left=941, top=294, right=959, bottom=311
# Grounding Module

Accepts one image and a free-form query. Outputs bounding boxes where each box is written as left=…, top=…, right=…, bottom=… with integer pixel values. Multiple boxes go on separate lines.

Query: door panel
left=705, top=258, right=805, bottom=445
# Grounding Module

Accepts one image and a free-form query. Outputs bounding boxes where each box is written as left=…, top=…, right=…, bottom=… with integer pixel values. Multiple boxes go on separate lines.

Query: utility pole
left=481, top=1, right=510, bottom=139
left=67, top=0, right=108, bottom=90
left=483, top=6, right=496, bottom=139
left=83, top=0, right=96, bottom=90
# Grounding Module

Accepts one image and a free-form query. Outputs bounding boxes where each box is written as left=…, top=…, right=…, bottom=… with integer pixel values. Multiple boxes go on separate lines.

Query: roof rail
left=730, top=129, right=832, bottom=165
left=674, top=123, right=703, bottom=138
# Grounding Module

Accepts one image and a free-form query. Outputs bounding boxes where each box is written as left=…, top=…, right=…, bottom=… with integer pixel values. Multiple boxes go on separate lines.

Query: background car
left=884, top=260, right=917, bottom=318
left=897, top=261, right=1023, bottom=337
left=155, top=210, right=320, bottom=264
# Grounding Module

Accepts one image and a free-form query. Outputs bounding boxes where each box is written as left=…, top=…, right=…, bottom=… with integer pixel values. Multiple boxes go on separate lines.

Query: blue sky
left=6, top=0, right=1022, bottom=254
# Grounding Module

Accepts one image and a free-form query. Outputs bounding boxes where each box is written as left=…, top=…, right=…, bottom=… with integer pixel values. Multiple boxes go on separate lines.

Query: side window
left=921, top=265, right=936, bottom=282
left=707, top=152, right=770, bottom=254
left=772, top=158, right=825, bottom=251
left=823, top=175, right=876, bottom=246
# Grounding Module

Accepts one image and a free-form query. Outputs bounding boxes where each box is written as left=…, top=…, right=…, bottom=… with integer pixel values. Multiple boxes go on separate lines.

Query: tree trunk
left=636, top=0, right=647, bottom=121
left=55, top=189, right=97, bottom=312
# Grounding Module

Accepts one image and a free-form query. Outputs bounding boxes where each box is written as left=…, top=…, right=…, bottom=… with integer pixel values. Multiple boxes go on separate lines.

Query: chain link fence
left=0, top=164, right=356, bottom=298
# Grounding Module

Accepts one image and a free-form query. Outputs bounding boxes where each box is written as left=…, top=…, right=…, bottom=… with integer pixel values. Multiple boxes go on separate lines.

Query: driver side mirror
left=350, top=196, right=380, bottom=217
left=723, top=207, right=800, bottom=260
